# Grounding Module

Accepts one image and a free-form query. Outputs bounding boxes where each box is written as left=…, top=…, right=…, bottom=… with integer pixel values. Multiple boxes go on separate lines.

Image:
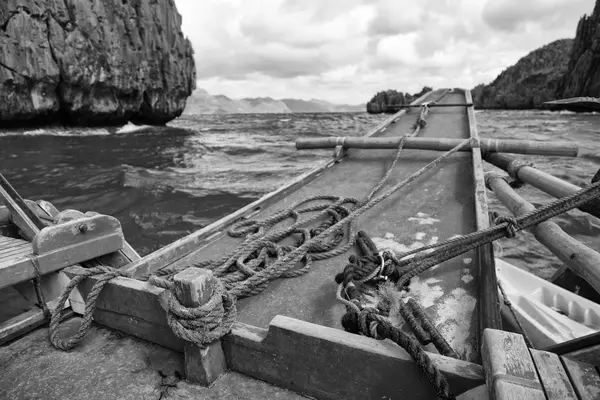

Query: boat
left=542, top=97, right=600, bottom=113
left=1, top=88, right=600, bottom=399
left=496, top=258, right=600, bottom=349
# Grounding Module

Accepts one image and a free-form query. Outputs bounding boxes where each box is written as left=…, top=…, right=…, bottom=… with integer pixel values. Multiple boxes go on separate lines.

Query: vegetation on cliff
left=0, top=0, right=195, bottom=127
left=471, top=39, right=573, bottom=109
left=366, top=87, right=432, bottom=114
left=557, top=0, right=600, bottom=98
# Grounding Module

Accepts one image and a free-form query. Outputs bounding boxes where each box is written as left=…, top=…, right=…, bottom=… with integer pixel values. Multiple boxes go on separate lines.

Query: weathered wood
left=484, top=153, right=587, bottom=201
left=565, top=344, right=600, bottom=366
left=561, top=356, right=600, bottom=399
left=0, top=215, right=124, bottom=289
left=172, top=267, right=227, bottom=385
left=61, top=266, right=484, bottom=399
left=120, top=90, right=436, bottom=279
left=223, top=316, right=484, bottom=400
left=296, top=137, right=578, bottom=156
left=465, top=89, right=501, bottom=345
left=456, top=385, right=489, bottom=400
left=0, top=297, right=73, bottom=345
left=530, top=349, right=578, bottom=399
left=486, top=173, right=600, bottom=294
left=0, top=177, right=42, bottom=241
left=481, top=329, right=545, bottom=400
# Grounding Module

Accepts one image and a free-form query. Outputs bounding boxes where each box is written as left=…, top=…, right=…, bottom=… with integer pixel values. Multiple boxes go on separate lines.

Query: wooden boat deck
left=168, top=89, right=481, bottom=361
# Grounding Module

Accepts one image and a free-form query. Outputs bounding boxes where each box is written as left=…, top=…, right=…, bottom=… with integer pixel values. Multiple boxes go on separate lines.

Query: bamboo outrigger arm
left=295, top=137, right=578, bottom=157
left=484, top=153, right=600, bottom=219
left=485, top=172, right=600, bottom=294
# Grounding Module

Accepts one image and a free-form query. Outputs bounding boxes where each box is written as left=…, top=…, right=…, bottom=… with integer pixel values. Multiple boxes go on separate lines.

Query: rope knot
left=494, top=215, right=518, bottom=238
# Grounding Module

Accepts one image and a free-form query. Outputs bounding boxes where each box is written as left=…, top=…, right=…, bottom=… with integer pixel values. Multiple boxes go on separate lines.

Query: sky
left=174, top=0, right=596, bottom=104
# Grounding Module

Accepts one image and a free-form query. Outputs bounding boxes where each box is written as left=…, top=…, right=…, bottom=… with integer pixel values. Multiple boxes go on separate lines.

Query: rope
left=382, top=178, right=600, bottom=289
left=48, top=266, right=132, bottom=351
left=149, top=276, right=237, bottom=347
left=498, top=281, right=533, bottom=348
left=342, top=309, right=455, bottom=400
left=29, top=255, right=51, bottom=320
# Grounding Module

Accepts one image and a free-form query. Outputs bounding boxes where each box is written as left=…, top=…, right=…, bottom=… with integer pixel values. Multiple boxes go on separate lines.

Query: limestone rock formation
left=472, top=39, right=572, bottom=109
left=366, top=87, right=432, bottom=114
left=0, top=0, right=195, bottom=127
left=557, top=0, right=600, bottom=98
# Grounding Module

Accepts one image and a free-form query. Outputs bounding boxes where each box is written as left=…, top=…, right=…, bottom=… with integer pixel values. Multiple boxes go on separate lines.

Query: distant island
left=183, top=89, right=365, bottom=115
left=366, top=87, right=433, bottom=114
left=472, top=0, right=600, bottom=109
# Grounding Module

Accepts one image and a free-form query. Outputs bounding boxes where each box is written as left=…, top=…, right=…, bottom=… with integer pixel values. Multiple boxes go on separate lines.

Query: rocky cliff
left=366, top=87, right=431, bottom=114
left=557, top=0, right=600, bottom=98
left=0, top=0, right=195, bottom=127
left=472, top=39, right=572, bottom=109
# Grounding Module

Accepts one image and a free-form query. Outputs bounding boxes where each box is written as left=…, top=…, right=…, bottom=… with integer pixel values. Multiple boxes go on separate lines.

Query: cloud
left=174, top=0, right=596, bottom=104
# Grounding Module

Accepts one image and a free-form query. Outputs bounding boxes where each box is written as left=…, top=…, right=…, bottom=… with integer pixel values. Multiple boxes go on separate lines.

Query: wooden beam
left=120, top=90, right=437, bottom=279
left=481, top=329, right=545, bottom=400
left=486, top=173, right=600, bottom=294
left=0, top=215, right=124, bottom=289
left=0, top=176, right=42, bottom=240
left=561, top=356, right=600, bottom=399
left=0, top=297, right=73, bottom=345
left=172, top=267, right=227, bottom=385
left=530, top=349, right=578, bottom=400
left=386, top=102, right=474, bottom=108
left=296, top=137, right=578, bottom=156
left=64, top=266, right=485, bottom=399
left=464, top=89, right=501, bottom=346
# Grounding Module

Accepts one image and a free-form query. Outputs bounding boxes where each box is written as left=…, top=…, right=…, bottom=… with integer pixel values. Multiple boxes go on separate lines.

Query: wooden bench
left=482, top=328, right=600, bottom=400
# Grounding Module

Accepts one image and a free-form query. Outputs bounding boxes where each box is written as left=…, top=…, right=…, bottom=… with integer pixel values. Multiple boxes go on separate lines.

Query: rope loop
left=159, top=279, right=237, bottom=347
left=49, top=266, right=132, bottom=351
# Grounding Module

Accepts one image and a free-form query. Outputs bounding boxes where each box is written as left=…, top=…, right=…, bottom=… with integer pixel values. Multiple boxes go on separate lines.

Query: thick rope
left=48, top=266, right=132, bottom=350
left=29, top=255, right=51, bottom=320
left=342, top=309, right=455, bottom=400
left=383, top=178, right=600, bottom=289
left=149, top=276, right=237, bottom=347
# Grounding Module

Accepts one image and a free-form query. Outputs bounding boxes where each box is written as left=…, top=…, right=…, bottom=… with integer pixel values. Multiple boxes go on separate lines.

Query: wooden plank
left=0, top=216, right=124, bottom=289
left=121, top=90, right=436, bottom=279
left=224, top=316, right=484, bottom=400
left=481, top=329, right=546, bottom=400
left=172, top=267, right=227, bottom=385
left=561, top=356, right=600, bottom=399
left=530, top=349, right=578, bottom=399
left=63, top=266, right=484, bottom=399
left=465, top=89, right=501, bottom=344
left=0, top=245, right=32, bottom=260
left=457, top=385, right=489, bottom=400
left=295, top=137, right=579, bottom=156
left=486, top=173, right=600, bottom=294
left=564, top=344, right=600, bottom=366
left=0, top=297, right=73, bottom=345
left=0, top=174, right=44, bottom=240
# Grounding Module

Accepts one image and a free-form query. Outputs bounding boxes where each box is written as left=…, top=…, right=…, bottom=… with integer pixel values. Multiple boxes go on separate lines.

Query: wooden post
left=486, top=173, right=600, bottom=294
left=173, top=267, right=227, bottom=385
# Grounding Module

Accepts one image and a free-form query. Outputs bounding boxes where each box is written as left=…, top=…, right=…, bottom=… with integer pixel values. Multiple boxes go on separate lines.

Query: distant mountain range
left=183, top=89, right=365, bottom=114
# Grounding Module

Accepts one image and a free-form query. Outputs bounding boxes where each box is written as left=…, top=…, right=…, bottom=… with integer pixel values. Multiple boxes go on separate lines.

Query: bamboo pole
left=485, top=172, right=600, bottom=294
left=386, top=103, right=474, bottom=108
left=296, top=137, right=578, bottom=157
left=484, top=153, right=600, bottom=219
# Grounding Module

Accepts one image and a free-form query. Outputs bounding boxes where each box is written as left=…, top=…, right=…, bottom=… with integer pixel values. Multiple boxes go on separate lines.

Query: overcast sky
left=174, top=0, right=595, bottom=104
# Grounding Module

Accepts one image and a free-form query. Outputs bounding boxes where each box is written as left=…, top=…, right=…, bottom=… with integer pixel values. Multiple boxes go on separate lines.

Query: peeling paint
left=408, top=213, right=440, bottom=225
left=463, top=258, right=472, bottom=264
left=415, top=232, right=426, bottom=241
left=384, top=232, right=395, bottom=239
